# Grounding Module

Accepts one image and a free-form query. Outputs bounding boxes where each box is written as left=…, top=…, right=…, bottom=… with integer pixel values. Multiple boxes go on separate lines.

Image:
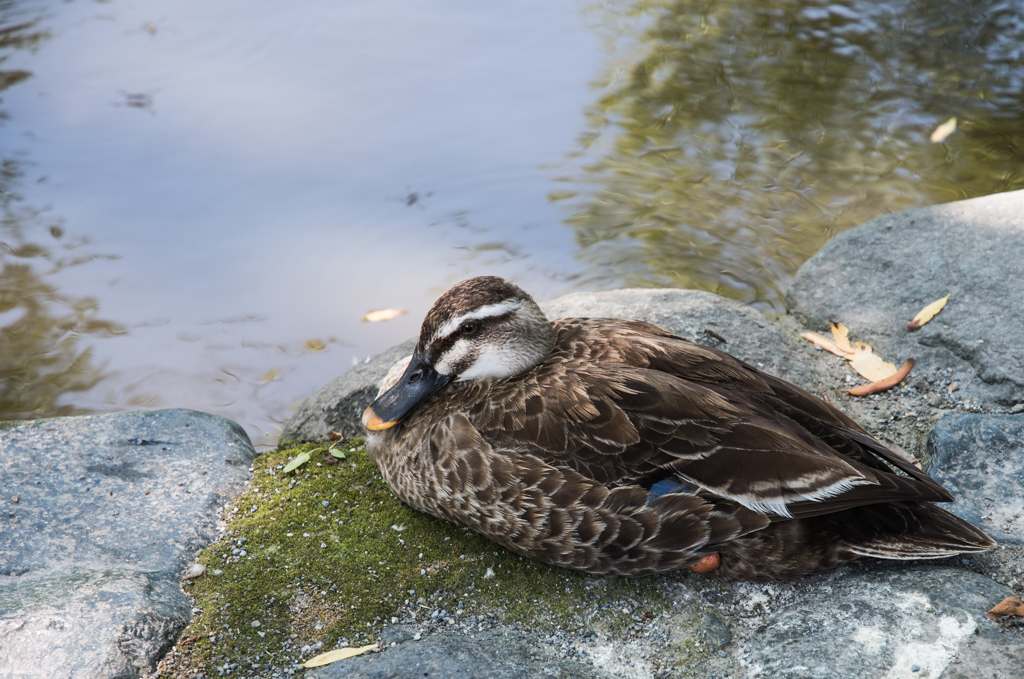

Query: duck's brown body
left=365, top=279, right=993, bottom=581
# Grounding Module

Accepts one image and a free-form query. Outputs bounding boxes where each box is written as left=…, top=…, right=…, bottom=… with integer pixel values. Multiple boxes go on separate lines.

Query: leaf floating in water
left=362, top=309, right=407, bottom=323
left=261, top=369, right=281, bottom=384
left=283, top=451, right=311, bottom=473
left=987, top=596, right=1024, bottom=621
left=907, top=294, right=950, bottom=331
left=304, top=339, right=326, bottom=351
left=302, top=644, right=379, bottom=667
left=930, top=116, right=957, bottom=143
left=848, top=358, right=914, bottom=396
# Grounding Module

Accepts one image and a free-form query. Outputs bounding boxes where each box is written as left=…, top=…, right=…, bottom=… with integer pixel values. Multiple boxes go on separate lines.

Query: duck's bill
left=362, top=353, right=452, bottom=431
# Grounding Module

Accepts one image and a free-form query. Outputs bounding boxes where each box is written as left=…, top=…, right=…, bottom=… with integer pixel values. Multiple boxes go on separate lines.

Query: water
left=2, top=0, right=1022, bottom=446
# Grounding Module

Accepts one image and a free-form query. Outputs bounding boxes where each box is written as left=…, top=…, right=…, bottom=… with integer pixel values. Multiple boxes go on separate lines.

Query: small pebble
left=911, top=665, right=920, bottom=672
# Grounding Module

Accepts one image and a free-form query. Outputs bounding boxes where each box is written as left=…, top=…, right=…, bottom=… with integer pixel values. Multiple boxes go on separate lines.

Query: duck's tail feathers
left=846, top=502, right=996, bottom=560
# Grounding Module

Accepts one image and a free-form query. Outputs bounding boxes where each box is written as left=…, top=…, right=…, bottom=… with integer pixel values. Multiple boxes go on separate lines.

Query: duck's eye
left=461, top=322, right=478, bottom=335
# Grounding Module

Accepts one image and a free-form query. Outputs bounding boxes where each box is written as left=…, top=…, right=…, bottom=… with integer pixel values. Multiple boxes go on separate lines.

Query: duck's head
left=362, top=276, right=556, bottom=431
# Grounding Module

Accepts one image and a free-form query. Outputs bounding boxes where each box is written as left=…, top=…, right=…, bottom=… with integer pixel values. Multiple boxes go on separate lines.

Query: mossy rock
left=159, top=441, right=713, bottom=678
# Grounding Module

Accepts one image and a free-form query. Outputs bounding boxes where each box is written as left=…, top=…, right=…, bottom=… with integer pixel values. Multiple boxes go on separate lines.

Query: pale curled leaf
left=801, top=332, right=853, bottom=358
left=848, top=342, right=898, bottom=382
left=930, top=116, right=957, bottom=143
left=181, top=564, right=206, bottom=581
left=303, top=644, right=379, bottom=667
left=830, top=322, right=854, bottom=354
left=362, top=309, right=407, bottom=323
left=304, top=339, right=326, bottom=351
left=907, top=294, right=950, bottom=331
left=283, top=451, right=310, bottom=473
left=848, top=358, right=914, bottom=397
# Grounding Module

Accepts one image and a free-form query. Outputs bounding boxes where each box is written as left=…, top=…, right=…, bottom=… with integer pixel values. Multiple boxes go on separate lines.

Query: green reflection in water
left=1, top=4, right=123, bottom=420
left=557, top=0, right=1024, bottom=307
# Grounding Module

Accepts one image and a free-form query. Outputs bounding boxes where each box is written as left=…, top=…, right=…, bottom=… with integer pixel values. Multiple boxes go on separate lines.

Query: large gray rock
left=0, top=409, right=255, bottom=679
left=788, top=189, right=1024, bottom=408
left=283, top=289, right=835, bottom=443
left=927, top=413, right=1024, bottom=545
left=738, top=566, right=1023, bottom=679
left=307, top=629, right=614, bottom=679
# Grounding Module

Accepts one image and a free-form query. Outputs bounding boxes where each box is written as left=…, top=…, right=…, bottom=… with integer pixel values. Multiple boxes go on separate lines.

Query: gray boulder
left=927, top=413, right=1024, bottom=545
left=788, top=189, right=1024, bottom=408
left=736, top=566, right=1023, bottom=679
left=282, top=289, right=835, bottom=443
left=308, top=629, right=615, bottom=679
left=0, top=409, right=255, bottom=679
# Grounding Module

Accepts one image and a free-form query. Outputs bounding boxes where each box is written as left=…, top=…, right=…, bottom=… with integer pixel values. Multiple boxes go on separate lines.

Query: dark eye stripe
left=427, top=311, right=514, bottom=363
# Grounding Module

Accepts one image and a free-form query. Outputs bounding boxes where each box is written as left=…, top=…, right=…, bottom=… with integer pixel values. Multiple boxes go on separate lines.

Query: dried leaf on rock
left=986, top=596, right=1024, bottom=621
left=362, top=309, right=407, bottom=323
left=848, top=342, right=898, bottom=382
left=830, top=322, right=855, bottom=354
left=302, top=644, right=379, bottom=667
left=930, top=116, right=957, bottom=143
left=801, top=332, right=853, bottom=358
left=181, top=563, right=206, bottom=581
left=848, top=359, right=914, bottom=396
left=907, top=294, right=950, bottom=331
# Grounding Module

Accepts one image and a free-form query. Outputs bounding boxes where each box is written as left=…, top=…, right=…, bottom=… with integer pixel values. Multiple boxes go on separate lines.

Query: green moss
left=168, top=441, right=696, bottom=676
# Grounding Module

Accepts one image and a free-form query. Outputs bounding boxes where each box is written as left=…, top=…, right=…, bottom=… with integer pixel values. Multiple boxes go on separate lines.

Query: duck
left=361, top=276, right=994, bottom=581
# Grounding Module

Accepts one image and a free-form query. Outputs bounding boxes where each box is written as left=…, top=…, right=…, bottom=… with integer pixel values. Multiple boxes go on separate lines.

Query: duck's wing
left=408, top=412, right=769, bottom=576
left=468, top=318, right=950, bottom=522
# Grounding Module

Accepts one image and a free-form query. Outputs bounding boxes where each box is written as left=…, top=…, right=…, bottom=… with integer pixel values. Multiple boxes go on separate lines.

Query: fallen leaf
left=830, top=322, right=854, bottom=354
left=848, top=342, right=898, bottom=382
left=930, top=116, right=957, bottom=143
left=362, top=309, right=407, bottom=323
left=987, top=596, right=1024, bottom=621
left=283, top=451, right=311, bottom=473
left=907, top=294, right=950, bottom=331
left=181, top=563, right=206, bottom=581
left=328, top=445, right=346, bottom=459
left=302, top=644, right=379, bottom=668
left=848, top=358, right=914, bottom=396
left=947, top=381, right=959, bottom=394
left=801, top=332, right=853, bottom=358
left=304, top=339, right=326, bottom=351
left=260, top=369, right=281, bottom=384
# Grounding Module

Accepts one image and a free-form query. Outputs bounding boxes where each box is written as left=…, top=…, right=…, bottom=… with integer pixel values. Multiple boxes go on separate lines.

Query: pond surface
left=2, top=0, right=1022, bottom=446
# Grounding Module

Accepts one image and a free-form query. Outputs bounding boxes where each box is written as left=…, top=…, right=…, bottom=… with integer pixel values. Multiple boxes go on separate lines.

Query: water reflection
left=559, top=0, right=1024, bottom=307
left=0, top=4, right=123, bottom=420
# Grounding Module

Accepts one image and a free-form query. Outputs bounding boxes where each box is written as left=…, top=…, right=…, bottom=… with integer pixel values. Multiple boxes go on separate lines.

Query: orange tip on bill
left=362, top=406, right=398, bottom=431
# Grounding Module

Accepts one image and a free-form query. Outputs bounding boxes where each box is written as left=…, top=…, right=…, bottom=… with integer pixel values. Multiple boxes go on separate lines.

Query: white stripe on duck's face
left=423, top=289, right=556, bottom=383
left=432, top=300, right=523, bottom=344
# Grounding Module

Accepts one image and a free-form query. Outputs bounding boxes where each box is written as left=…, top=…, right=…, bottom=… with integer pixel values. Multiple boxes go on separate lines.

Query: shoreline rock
left=0, top=409, right=255, bottom=679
